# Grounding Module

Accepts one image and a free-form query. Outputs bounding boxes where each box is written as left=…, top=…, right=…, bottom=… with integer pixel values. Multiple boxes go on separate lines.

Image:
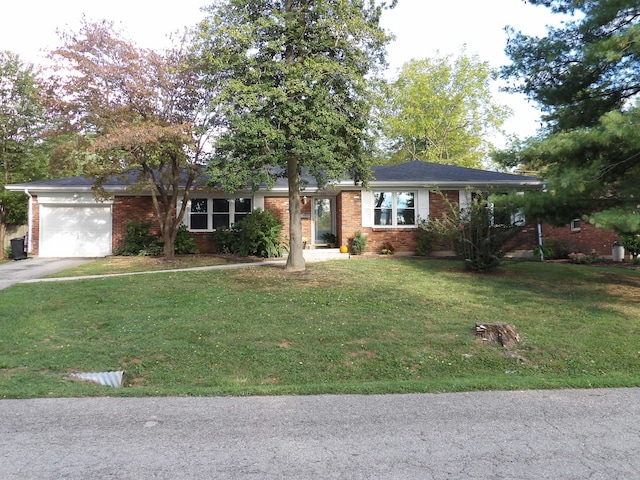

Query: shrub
left=426, top=190, right=523, bottom=273
left=415, top=220, right=437, bottom=256
left=415, top=215, right=460, bottom=256
left=114, top=220, right=162, bottom=256
left=214, top=209, right=284, bottom=258
left=174, top=225, right=199, bottom=254
left=621, top=234, right=640, bottom=258
left=210, top=228, right=238, bottom=255
left=542, top=237, right=576, bottom=260
left=350, top=231, right=367, bottom=255
left=533, top=245, right=553, bottom=261
left=568, top=251, right=597, bottom=264
left=380, top=241, right=394, bottom=255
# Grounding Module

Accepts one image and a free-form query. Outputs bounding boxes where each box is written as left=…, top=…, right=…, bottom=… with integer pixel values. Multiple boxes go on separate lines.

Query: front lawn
left=1, top=258, right=639, bottom=398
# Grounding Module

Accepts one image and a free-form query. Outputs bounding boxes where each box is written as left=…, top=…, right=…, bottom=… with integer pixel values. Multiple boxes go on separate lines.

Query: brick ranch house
left=4, top=160, right=620, bottom=258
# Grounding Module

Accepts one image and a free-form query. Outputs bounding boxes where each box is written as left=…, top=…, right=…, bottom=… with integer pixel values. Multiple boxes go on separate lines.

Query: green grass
left=1, top=258, right=640, bottom=398
left=43, top=254, right=251, bottom=277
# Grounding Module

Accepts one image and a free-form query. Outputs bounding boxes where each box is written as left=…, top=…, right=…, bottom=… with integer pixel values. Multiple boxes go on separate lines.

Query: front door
left=313, top=198, right=334, bottom=245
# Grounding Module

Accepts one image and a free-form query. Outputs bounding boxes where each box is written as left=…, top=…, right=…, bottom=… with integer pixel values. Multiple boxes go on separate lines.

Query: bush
left=621, top=234, right=640, bottom=258
left=211, top=209, right=284, bottom=258
left=114, top=220, right=162, bottom=256
left=415, top=216, right=460, bottom=256
left=174, top=225, right=199, bottom=254
left=568, top=251, right=597, bottom=264
left=380, top=241, right=394, bottom=255
left=542, top=237, right=576, bottom=260
left=211, top=228, right=238, bottom=255
left=235, top=209, right=284, bottom=258
left=350, top=231, right=367, bottom=255
left=423, top=190, right=523, bottom=273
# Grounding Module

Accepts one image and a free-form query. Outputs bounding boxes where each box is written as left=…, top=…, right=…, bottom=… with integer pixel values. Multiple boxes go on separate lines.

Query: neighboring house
left=5, top=160, right=545, bottom=258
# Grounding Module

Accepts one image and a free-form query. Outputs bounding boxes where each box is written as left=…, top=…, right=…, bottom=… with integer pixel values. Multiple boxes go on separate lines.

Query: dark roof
left=371, top=161, right=539, bottom=184
left=5, top=161, right=541, bottom=192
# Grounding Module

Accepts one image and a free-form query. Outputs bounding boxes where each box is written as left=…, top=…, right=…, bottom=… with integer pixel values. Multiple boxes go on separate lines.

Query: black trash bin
left=10, top=237, right=27, bottom=260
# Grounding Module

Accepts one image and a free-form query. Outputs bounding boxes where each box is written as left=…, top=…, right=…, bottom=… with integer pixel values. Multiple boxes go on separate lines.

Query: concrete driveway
left=0, top=257, right=93, bottom=290
left=2, top=388, right=640, bottom=479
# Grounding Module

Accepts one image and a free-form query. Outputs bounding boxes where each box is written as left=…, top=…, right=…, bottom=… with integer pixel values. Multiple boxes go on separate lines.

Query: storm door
left=313, top=198, right=334, bottom=245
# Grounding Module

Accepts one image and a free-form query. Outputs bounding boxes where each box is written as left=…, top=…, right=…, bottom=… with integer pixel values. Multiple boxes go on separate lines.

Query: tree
left=0, top=51, right=47, bottom=258
left=195, top=0, right=395, bottom=272
left=380, top=52, right=510, bottom=168
left=47, top=20, right=217, bottom=258
left=498, top=0, right=640, bottom=233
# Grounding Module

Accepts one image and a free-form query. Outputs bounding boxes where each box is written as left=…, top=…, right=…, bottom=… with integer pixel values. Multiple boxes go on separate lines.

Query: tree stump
left=475, top=322, right=520, bottom=348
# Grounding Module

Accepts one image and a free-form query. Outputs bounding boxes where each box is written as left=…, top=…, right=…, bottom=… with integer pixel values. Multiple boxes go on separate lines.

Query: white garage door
left=40, top=205, right=112, bottom=257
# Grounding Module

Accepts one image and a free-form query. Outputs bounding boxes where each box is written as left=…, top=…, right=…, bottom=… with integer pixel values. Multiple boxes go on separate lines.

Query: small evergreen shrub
left=350, top=231, right=367, bottom=255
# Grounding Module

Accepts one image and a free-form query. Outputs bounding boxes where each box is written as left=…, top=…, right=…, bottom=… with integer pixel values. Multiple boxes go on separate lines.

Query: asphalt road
left=2, top=388, right=640, bottom=479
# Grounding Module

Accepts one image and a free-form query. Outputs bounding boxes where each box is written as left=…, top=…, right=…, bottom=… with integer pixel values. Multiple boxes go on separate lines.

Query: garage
left=40, top=204, right=112, bottom=257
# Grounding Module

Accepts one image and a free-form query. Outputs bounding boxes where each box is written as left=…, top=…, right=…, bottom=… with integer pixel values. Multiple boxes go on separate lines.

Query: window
left=189, top=197, right=252, bottom=231
left=571, top=219, right=581, bottom=232
left=468, top=192, right=525, bottom=226
left=374, top=192, right=416, bottom=227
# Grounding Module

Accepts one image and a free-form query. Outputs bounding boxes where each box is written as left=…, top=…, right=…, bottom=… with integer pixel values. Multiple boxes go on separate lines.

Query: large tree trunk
left=285, top=157, right=306, bottom=272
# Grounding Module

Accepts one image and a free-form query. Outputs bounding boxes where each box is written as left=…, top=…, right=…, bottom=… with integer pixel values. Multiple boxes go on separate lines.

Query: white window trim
left=372, top=191, right=418, bottom=228
left=184, top=196, right=253, bottom=232
left=570, top=218, right=581, bottom=232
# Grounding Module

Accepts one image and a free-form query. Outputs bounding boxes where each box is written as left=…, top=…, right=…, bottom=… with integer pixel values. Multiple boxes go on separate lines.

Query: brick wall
left=542, top=222, right=620, bottom=257
left=337, top=191, right=362, bottom=248
left=108, top=193, right=620, bottom=258
left=337, top=190, right=439, bottom=255
left=30, top=196, right=40, bottom=256
left=429, top=190, right=460, bottom=219
left=112, top=196, right=158, bottom=251
left=263, top=196, right=313, bottom=245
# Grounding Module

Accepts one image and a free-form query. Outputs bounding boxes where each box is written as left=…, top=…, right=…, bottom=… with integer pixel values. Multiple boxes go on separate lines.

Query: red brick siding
left=337, top=190, right=425, bottom=254
left=30, top=196, right=40, bottom=256
left=429, top=190, right=459, bottom=219
left=337, top=191, right=362, bottom=248
left=94, top=193, right=619, bottom=259
left=112, top=196, right=159, bottom=251
left=542, top=222, right=619, bottom=257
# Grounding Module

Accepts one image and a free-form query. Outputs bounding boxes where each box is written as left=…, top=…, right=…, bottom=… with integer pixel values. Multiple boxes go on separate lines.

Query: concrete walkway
left=2, top=388, right=640, bottom=479
left=0, top=250, right=349, bottom=290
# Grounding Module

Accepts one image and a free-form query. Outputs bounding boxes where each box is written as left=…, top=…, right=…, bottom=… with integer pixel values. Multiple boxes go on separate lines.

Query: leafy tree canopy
left=381, top=51, right=510, bottom=168
left=497, top=0, right=640, bottom=234
left=0, top=51, right=47, bottom=257
left=46, top=20, right=217, bottom=257
left=195, top=0, right=395, bottom=271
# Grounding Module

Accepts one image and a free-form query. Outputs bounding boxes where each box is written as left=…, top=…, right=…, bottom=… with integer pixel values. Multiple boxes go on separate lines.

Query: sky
left=1, top=0, right=566, bottom=145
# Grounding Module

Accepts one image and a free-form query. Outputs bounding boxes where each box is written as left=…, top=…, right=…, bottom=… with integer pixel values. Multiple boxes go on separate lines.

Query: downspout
left=24, top=189, right=33, bottom=253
